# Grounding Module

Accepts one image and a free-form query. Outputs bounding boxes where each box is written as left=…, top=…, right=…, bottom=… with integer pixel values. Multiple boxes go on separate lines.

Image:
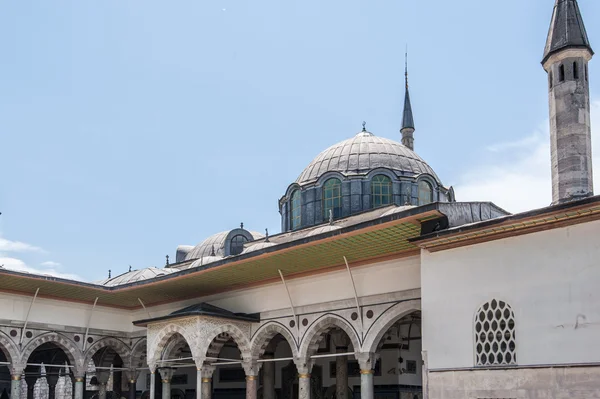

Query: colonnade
left=146, top=351, right=379, bottom=399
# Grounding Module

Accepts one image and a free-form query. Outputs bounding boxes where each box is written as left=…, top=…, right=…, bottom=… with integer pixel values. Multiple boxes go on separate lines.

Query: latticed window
left=290, top=190, right=302, bottom=230
left=418, top=181, right=433, bottom=205
left=230, top=234, right=247, bottom=256
left=323, top=178, right=342, bottom=219
left=475, top=299, right=516, bottom=366
left=371, top=175, right=392, bottom=208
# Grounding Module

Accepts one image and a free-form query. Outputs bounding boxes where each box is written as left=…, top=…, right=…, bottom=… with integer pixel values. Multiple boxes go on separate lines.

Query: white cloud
left=40, top=261, right=61, bottom=268
left=455, top=100, right=600, bottom=214
left=0, top=257, right=81, bottom=281
left=0, top=238, right=44, bottom=253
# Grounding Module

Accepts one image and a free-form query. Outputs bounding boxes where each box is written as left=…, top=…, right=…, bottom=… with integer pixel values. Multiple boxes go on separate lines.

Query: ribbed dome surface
left=296, top=131, right=438, bottom=185
left=185, top=230, right=264, bottom=260
left=99, top=267, right=174, bottom=287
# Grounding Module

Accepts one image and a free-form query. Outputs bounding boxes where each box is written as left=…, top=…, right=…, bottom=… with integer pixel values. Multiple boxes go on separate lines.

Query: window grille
left=371, top=175, right=392, bottom=208
left=323, top=178, right=342, bottom=219
left=290, top=190, right=302, bottom=230
left=230, top=234, right=247, bottom=256
left=418, top=181, right=433, bottom=205
left=474, top=299, right=516, bottom=366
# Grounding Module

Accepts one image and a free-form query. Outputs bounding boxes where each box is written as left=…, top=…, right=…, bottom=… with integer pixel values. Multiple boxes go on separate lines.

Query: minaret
left=401, top=52, right=415, bottom=150
left=542, top=0, right=594, bottom=204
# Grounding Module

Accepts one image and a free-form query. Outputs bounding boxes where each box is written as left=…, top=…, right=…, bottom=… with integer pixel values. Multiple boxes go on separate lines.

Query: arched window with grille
left=474, top=299, right=516, bottom=366
left=418, top=180, right=433, bottom=205
left=230, top=234, right=248, bottom=256
left=290, top=190, right=302, bottom=230
left=371, top=175, right=392, bottom=208
left=322, top=178, right=342, bottom=220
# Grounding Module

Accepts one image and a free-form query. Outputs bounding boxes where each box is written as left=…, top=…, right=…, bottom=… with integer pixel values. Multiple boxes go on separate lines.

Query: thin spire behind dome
left=401, top=50, right=415, bottom=150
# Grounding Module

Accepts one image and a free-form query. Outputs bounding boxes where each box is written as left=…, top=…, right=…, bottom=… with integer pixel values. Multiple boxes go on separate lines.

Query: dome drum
left=280, top=172, right=451, bottom=232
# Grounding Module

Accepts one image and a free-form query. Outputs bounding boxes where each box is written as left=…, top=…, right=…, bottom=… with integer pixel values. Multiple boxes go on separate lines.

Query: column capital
left=330, top=330, right=350, bottom=349
left=200, top=364, right=216, bottom=378
left=294, top=358, right=314, bottom=375
left=158, top=367, right=177, bottom=383
left=96, top=371, right=111, bottom=385
left=355, top=352, right=378, bottom=371
left=242, top=361, right=261, bottom=377
left=125, top=369, right=140, bottom=383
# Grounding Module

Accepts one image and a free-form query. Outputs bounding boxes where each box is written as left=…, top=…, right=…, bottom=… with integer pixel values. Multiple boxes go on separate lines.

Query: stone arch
left=250, top=322, right=298, bottom=360
left=0, top=331, right=19, bottom=367
left=84, top=337, right=132, bottom=369
left=148, top=324, right=197, bottom=366
left=298, top=314, right=361, bottom=362
left=130, top=338, right=147, bottom=369
left=19, top=332, right=84, bottom=374
left=362, top=300, right=421, bottom=354
left=199, top=324, right=252, bottom=362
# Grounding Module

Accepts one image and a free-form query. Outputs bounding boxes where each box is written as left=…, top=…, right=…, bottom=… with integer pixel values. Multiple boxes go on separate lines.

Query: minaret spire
left=542, top=0, right=594, bottom=204
left=401, top=48, right=415, bottom=150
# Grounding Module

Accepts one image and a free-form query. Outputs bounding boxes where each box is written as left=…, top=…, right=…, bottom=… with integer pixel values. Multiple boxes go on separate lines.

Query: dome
left=99, top=267, right=174, bottom=287
left=296, top=131, right=439, bottom=185
left=184, top=229, right=264, bottom=261
left=242, top=242, right=276, bottom=254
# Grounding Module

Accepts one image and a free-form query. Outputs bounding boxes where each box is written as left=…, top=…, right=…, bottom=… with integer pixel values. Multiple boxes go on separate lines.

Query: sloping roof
left=543, top=0, right=593, bottom=64
left=133, top=302, right=259, bottom=326
left=295, top=131, right=439, bottom=185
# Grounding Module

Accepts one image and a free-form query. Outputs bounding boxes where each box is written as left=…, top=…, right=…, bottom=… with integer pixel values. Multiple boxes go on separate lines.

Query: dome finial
left=401, top=47, right=415, bottom=151
left=165, top=255, right=170, bottom=266
left=265, top=228, right=269, bottom=242
left=362, top=121, right=367, bottom=132
left=210, top=245, right=216, bottom=257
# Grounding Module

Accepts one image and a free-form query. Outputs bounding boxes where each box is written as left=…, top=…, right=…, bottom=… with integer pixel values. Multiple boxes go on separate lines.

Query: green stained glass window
left=323, top=178, right=342, bottom=220
left=371, top=175, right=392, bottom=208
left=230, top=234, right=247, bottom=256
left=418, top=181, right=433, bottom=205
left=291, top=190, right=302, bottom=230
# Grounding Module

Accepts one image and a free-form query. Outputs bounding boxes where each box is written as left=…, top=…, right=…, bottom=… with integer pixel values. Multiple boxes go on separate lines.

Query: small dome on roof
left=100, top=267, right=174, bottom=287
left=305, top=225, right=341, bottom=237
left=296, top=130, right=439, bottom=186
left=184, top=229, right=264, bottom=260
left=188, top=257, right=223, bottom=268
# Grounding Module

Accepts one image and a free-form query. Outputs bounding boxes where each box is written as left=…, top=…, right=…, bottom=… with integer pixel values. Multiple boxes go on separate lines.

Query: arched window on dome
left=290, top=190, right=302, bottom=230
left=418, top=180, right=433, bottom=205
left=371, top=175, right=392, bottom=208
left=323, top=178, right=342, bottom=220
left=230, top=234, right=247, bottom=256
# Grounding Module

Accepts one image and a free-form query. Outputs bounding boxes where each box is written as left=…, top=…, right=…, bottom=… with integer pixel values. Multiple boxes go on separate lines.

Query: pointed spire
left=542, top=0, right=594, bottom=64
left=401, top=48, right=415, bottom=150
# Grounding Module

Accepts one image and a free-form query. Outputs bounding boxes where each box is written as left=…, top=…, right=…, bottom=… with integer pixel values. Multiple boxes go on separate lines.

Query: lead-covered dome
left=296, top=131, right=439, bottom=185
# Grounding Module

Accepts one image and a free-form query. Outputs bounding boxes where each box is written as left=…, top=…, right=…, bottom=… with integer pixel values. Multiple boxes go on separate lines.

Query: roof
left=133, top=302, right=259, bottom=326
left=0, top=201, right=509, bottom=309
left=542, top=0, right=594, bottom=64
left=295, top=131, right=439, bottom=185
left=98, top=267, right=175, bottom=287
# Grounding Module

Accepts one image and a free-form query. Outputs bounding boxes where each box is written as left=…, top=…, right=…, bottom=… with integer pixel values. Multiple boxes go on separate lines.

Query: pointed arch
left=0, top=331, right=19, bottom=366
left=84, top=337, right=132, bottom=369
left=298, top=314, right=360, bottom=362
left=199, top=324, right=252, bottom=361
left=130, top=338, right=147, bottom=369
left=362, top=300, right=421, bottom=354
left=250, top=322, right=298, bottom=360
left=148, top=324, right=198, bottom=366
left=19, top=333, right=84, bottom=373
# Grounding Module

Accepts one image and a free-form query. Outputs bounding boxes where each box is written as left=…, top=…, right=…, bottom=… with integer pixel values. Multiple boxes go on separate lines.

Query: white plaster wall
left=0, top=292, right=133, bottom=333
left=139, top=255, right=421, bottom=321
left=421, top=219, right=600, bottom=370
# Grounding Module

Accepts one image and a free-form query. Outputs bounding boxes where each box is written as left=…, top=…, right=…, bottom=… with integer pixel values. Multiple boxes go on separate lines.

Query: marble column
left=125, top=369, right=140, bottom=399
left=196, top=368, right=202, bottom=399
left=74, top=375, right=85, bottom=399
left=47, top=371, right=59, bottom=399
left=332, top=331, right=350, bottom=399
left=294, top=360, right=313, bottom=399
left=356, top=353, right=376, bottom=399
left=201, top=365, right=216, bottom=399
left=159, top=367, right=176, bottom=399
left=262, top=353, right=275, bottom=399
left=25, top=374, right=37, bottom=399
left=149, top=371, right=156, bottom=399
left=10, top=374, right=21, bottom=399
left=96, top=371, right=110, bottom=399
left=128, top=379, right=137, bottom=399
left=243, top=362, right=260, bottom=399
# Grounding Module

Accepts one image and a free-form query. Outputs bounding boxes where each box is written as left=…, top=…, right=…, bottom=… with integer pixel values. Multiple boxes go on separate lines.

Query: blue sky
left=1, top=0, right=599, bottom=281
